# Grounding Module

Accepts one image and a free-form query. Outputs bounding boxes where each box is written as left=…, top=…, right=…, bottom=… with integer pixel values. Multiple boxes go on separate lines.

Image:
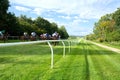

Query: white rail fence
left=0, top=39, right=80, bottom=69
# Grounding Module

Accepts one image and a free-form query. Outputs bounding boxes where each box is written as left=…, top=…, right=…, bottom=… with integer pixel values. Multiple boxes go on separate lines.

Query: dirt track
left=88, top=41, right=120, bottom=54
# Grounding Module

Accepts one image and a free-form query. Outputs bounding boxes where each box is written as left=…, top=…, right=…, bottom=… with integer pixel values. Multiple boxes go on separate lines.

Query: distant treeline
left=86, top=8, right=120, bottom=42
left=0, top=0, right=69, bottom=39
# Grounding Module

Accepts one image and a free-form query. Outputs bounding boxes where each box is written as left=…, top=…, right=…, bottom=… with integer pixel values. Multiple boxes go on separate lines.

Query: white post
left=47, top=42, right=54, bottom=69
left=62, top=41, right=65, bottom=57
left=68, top=41, right=70, bottom=53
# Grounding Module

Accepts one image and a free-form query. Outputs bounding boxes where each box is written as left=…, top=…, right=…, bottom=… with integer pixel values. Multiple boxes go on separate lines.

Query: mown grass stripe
left=88, top=42, right=120, bottom=80
left=0, top=40, right=120, bottom=80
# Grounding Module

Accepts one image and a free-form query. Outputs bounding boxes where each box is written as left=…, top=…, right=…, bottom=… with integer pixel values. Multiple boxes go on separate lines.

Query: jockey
left=46, top=33, right=49, bottom=40
left=0, top=31, right=4, bottom=38
left=52, top=31, right=58, bottom=37
left=23, top=32, right=28, bottom=36
left=31, top=32, right=36, bottom=37
left=0, top=31, right=3, bottom=36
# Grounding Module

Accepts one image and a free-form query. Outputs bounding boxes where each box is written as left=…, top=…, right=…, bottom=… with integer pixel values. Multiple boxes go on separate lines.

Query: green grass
left=0, top=39, right=26, bottom=43
left=0, top=40, right=120, bottom=80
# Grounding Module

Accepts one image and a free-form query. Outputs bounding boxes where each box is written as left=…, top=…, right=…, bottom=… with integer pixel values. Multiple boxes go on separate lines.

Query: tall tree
left=58, top=26, right=69, bottom=39
left=50, top=22, right=58, bottom=33
left=0, top=0, right=10, bottom=30
left=93, top=14, right=115, bottom=41
left=35, top=17, right=52, bottom=34
left=6, top=12, right=21, bottom=35
left=113, top=8, right=120, bottom=26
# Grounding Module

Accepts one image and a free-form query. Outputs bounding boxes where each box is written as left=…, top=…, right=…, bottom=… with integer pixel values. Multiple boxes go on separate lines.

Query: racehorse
left=30, top=32, right=37, bottom=41
left=40, top=33, right=51, bottom=40
left=39, top=32, right=60, bottom=45
left=51, top=33, right=60, bottom=46
left=20, top=32, right=30, bottom=41
left=0, top=32, right=8, bottom=43
left=20, top=35, right=29, bottom=41
left=30, top=36, right=37, bottom=41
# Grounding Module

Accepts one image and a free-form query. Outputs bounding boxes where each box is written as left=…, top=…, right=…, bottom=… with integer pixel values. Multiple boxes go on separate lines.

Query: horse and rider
left=52, top=31, right=60, bottom=40
left=20, top=32, right=29, bottom=41
left=40, top=31, right=60, bottom=40
left=51, top=31, right=60, bottom=45
left=40, top=33, right=51, bottom=40
left=30, top=32, right=37, bottom=41
left=0, top=30, right=8, bottom=43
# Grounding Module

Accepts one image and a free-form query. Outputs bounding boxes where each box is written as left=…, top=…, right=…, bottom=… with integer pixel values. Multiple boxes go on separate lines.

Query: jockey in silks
left=30, top=32, right=37, bottom=41
left=45, top=33, right=49, bottom=40
left=31, top=32, right=36, bottom=37
left=0, top=30, right=4, bottom=39
left=24, top=32, right=28, bottom=37
left=52, top=31, right=57, bottom=37
left=52, top=31, right=59, bottom=40
left=23, top=32, right=29, bottom=40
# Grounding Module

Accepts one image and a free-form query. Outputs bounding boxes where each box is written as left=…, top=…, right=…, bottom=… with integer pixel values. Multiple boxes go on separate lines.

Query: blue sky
left=8, top=0, right=120, bottom=36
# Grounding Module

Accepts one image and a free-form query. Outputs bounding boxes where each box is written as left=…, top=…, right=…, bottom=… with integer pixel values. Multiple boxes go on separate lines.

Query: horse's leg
left=3, top=36, right=6, bottom=43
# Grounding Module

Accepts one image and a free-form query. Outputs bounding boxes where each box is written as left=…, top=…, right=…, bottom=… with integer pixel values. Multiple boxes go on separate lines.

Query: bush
left=97, top=38, right=104, bottom=42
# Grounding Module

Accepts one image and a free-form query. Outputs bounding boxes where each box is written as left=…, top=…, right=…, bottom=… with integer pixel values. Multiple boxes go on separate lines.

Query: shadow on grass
left=59, top=46, right=117, bottom=55
left=0, top=45, right=117, bottom=56
left=0, top=56, right=49, bottom=65
left=85, top=52, right=90, bottom=80
left=0, top=57, right=15, bottom=63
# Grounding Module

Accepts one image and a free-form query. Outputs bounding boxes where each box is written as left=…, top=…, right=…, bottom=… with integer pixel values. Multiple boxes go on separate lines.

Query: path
left=88, top=40, right=120, bottom=53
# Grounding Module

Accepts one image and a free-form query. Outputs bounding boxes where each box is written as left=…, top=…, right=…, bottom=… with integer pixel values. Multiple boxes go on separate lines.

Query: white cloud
left=9, top=0, right=120, bottom=36
left=73, top=19, right=89, bottom=23
left=59, top=15, right=71, bottom=20
left=14, top=6, right=31, bottom=12
left=10, top=0, right=118, bottom=19
left=32, top=8, right=44, bottom=15
left=44, top=17, right=55, bottom=23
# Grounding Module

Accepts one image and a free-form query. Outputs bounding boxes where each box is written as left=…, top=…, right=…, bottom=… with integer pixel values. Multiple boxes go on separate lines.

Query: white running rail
left=0, top=39, right=79, bottom=69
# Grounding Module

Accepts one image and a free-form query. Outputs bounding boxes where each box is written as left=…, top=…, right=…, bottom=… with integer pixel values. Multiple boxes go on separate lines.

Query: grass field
left=0, top=40, right=120, bottom=80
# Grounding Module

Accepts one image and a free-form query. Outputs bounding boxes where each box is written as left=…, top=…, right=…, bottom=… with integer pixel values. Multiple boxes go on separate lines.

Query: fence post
left=47, top=41, right=54, bottom=69
left=62, top=41, right=65, bottom=57
left=68, top=41, right=71, bottom=53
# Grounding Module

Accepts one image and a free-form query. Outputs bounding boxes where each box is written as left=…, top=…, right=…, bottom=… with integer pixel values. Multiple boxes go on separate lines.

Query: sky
left=8, top=0, right=120, bottom=36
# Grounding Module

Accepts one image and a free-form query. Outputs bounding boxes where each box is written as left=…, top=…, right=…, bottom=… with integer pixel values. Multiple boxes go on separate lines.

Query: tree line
left=0, top=0, right=69, bottom=39
left=86, top=8, right=120, bottom=42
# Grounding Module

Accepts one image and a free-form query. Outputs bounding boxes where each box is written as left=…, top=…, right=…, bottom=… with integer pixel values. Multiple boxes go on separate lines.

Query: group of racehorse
left=20, top=32, right=60, bottom=41
left=20, top=32, right=60, bottom=45
left=0, top=31, right=60, bottom=44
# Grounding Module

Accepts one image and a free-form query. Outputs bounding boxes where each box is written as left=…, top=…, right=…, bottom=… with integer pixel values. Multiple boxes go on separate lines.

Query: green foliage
left=6, top=12, right=21, bottom=35
left=86, top=34, right=96, bottom=40
left=113, top=8, right=120, bottom=26
left=0, top=0, right=10, bottom=30
left=0, top=0, right=9, bottom=14
left=35, top=17, right=51, bottom=34
left=111, top=29, right=120, bottom=41
left=58, top=26, right=69, bottom=39
left=90, top=8, right=120, bottom=42
left=50, top=22, right=59, bottom=33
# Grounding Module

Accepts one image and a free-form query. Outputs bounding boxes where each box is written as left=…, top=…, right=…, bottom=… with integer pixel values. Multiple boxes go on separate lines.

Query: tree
left=6, top=12, right=21, bottom=35
left=113, top=8, right=120, bottom=26
left=35, top=17, right=52, bottom=34
left=50, top=22, right=59, bottom=33
left=0, top=0, right=10, bottom=30
left=58, top=26, right=69, bottom=39
left=93, top=14, right=115, bottom=42
left=111, top=29, right=120, bottom=41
